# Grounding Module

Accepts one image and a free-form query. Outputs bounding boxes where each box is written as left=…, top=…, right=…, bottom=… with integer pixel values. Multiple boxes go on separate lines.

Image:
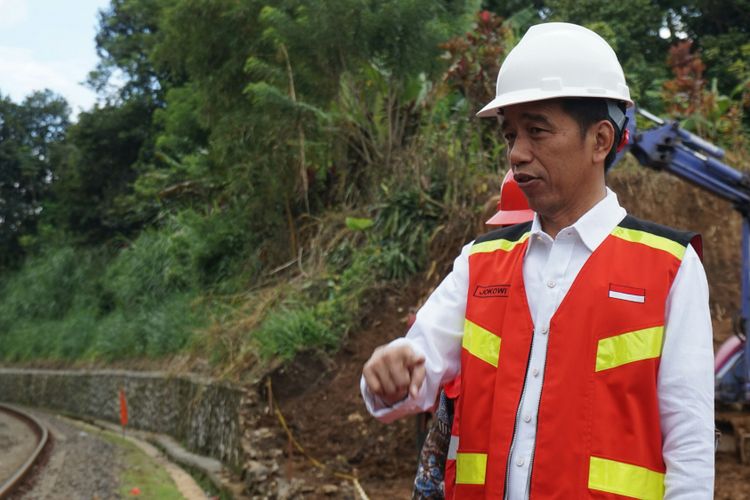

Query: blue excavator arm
left=613, top=107, right=750, bottom=403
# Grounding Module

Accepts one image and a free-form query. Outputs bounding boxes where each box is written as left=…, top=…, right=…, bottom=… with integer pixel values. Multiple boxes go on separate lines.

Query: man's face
left=500, top=100, right=603, bottom=223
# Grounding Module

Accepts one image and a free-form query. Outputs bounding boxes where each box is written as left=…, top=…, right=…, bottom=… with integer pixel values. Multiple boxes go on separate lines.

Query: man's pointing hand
left=363, top=343, right=426, bottom=406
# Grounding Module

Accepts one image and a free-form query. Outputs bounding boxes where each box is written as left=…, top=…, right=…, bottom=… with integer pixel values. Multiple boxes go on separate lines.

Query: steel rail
left=0, top=403, right=49, bottom=499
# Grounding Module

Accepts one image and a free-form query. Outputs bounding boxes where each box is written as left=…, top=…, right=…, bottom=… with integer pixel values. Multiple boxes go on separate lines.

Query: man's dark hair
left=559, top=97, right=626, bottom=171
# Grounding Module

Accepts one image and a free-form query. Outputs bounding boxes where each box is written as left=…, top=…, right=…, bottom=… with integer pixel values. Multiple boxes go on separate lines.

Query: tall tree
left=88, top=0, right=174, bottom=104
left=677, top=0, right=750, bottom=97
left=144, top=0, right=477, bottom=258
left=0, top=91, right=70, bottom=267
left=51, top=99, right=154, bottom=242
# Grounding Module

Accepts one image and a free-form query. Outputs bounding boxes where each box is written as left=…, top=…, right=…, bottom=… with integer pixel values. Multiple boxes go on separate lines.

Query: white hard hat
left=477, top=22, right=633, bottom=118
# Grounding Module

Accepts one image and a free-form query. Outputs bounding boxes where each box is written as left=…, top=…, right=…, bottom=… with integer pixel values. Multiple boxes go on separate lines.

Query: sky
left=0, top=0, right=112, bottom=117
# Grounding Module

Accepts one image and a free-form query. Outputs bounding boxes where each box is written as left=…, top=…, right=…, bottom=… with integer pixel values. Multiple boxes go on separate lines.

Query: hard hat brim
left=477, top=89, right=634, bottom=118
left=486, top=209, right=535, bottom=226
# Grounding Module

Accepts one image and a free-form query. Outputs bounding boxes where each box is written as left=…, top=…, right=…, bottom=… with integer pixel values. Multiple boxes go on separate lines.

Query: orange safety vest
left=453, top=215, right=698, bottom=499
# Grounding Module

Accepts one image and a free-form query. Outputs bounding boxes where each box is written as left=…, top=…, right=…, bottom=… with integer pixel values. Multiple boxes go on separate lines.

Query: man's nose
left=508, top=136, right=533, bottom=166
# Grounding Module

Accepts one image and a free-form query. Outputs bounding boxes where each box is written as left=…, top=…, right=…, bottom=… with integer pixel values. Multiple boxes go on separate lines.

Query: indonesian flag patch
left=608, top=284, right=646, bottom=303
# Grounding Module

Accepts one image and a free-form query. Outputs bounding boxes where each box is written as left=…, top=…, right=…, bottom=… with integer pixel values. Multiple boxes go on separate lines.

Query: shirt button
left=516, top=457, right=525, bottom=467
left=523, top=414, right=532, bottom=423
left=540, top=325, right=549, bottom=335
left=532, top=368, right=540, bottom=377
left=546, top=280, right=556, bottom=289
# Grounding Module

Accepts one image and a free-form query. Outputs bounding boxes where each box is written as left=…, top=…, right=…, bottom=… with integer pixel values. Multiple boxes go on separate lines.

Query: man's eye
left=529, top=127, right=545, bottom=134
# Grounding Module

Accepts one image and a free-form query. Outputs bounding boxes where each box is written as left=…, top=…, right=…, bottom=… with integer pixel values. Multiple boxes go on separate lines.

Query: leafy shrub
left=92, top=293, right=201, bottom=359
left=104, top=208, right=253, bottom=308
left=0, top=208, right=244, bottom=361
left=254, top=306, right=338, bottom=360
left=0, top=245, right=102, bottom=322
left=374, top=187, right=442, bottom=278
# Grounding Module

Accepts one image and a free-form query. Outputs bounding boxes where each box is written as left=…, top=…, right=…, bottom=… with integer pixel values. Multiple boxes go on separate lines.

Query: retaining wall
left=0, top=368, right=246, bottom=469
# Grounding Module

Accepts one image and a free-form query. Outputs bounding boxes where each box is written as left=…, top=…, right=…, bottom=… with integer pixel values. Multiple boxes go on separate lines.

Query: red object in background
left=486, top=170, right=535, bottom=226
left=119, top=388, right=129, bottom=428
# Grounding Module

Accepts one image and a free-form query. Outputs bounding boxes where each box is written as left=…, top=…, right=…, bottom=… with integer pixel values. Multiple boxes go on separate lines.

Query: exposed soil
left=716, top=452, right=750, bottom=499
left=265, top=168, right=750, bottom=499
left=268, top=283, right=421, bottom=498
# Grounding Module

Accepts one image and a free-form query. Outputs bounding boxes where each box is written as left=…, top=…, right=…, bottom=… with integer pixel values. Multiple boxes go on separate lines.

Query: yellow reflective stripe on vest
left=456, top=452, right=487, bottom=485
left=611, top=227, right=686, bottom=261
left=596, top=326, right=664, bottom=372
left=588, top=456, right=665, bottom=499
left=470, top=232, right=530, bottom=256
left=463, top=319, right=501, bottom=367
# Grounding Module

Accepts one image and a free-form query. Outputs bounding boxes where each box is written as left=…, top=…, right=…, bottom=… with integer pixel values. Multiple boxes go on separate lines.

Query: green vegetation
left=101, top=432, right=185, bottom=499
left=0, top=1, right=748, bottom=369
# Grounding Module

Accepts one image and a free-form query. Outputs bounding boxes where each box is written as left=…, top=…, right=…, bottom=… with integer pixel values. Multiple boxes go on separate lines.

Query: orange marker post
left=119, top=387, right=129, bottom=434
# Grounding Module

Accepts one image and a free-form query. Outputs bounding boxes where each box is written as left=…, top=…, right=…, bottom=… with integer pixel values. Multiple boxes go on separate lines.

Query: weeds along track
left=0, top=403, right=49, bottom=498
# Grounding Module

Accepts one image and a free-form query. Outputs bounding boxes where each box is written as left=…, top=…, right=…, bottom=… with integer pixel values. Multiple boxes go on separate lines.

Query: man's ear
left=592, top=119, right=615, bottom=164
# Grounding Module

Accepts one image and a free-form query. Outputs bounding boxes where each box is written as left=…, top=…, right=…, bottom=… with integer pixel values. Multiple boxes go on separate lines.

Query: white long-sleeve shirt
left=361, top=188, right=715, bottom=499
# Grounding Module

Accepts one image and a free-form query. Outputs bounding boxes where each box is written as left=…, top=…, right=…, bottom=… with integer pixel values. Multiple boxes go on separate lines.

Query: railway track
left=0, top=403, right=49, bottom=499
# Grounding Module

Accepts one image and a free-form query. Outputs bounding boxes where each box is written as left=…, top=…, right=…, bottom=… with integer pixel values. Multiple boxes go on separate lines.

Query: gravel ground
left=11, top=410, right=120, bottom=500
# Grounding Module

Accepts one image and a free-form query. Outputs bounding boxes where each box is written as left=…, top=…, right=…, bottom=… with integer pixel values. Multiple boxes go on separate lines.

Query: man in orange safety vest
left=362, top=22, right=714, bottom=499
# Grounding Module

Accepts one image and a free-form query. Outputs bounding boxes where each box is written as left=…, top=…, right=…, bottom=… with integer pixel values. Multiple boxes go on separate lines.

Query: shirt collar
left=528, top=187, right=627, bottom=252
